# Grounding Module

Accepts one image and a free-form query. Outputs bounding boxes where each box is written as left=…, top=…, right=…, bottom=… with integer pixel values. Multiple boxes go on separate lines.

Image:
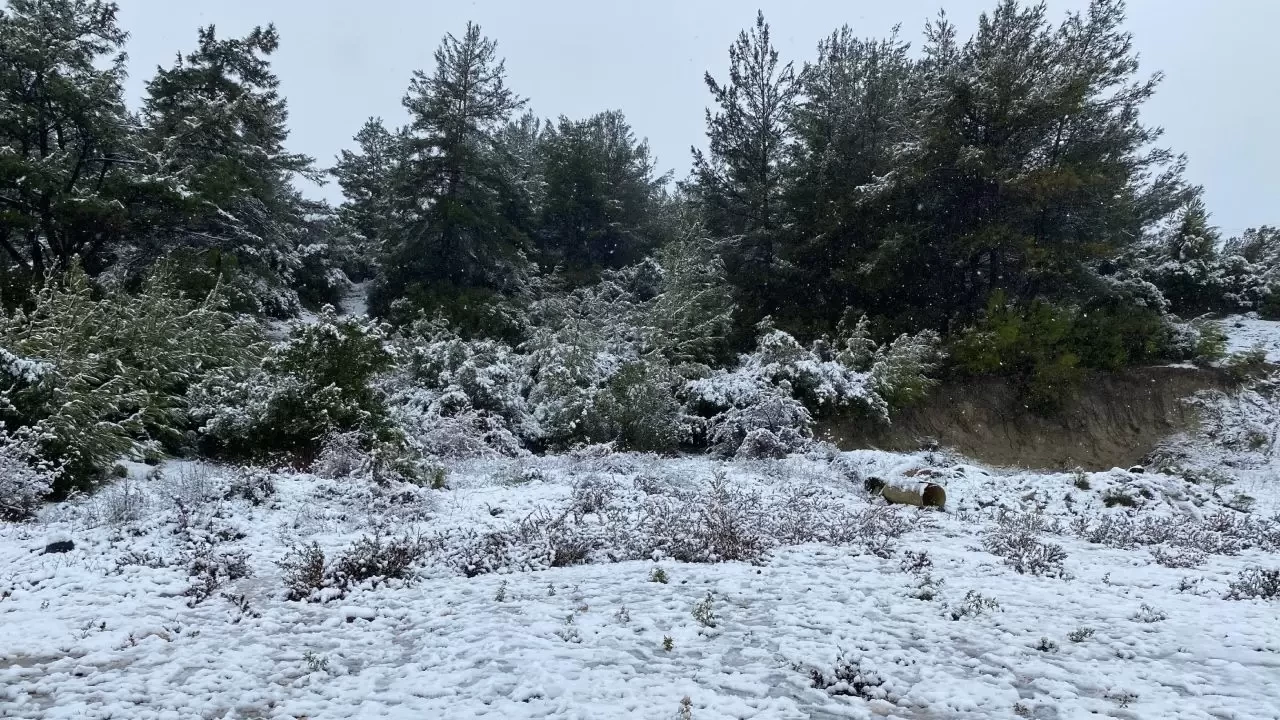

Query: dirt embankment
left=822, top=366, right=1232, bottom=471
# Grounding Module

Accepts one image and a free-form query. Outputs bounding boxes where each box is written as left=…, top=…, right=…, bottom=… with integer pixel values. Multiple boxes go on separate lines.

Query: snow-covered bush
left=1225, top=568, right=1280, bottom=601
left=523, top=273, right=655, bottom=449
left=869, top=330, right=943, bottom=408
left=387, top=318, right=535, bottom=459
left=646, top=232, right=736, bottom=365
left=397, top=318, right=533, bottom=435
left=0, top=426, right=55, bottom=520
left=637, top=473, right=771, bottom=563
left=189, top=307, right=397, bottom=460
left=293, top=239, right=353, bottom=310
left=389, top=386, right=524, bottom=460
left=314, top=431, right=368, bottom=479
left=584, top=361, right=683, bottom=452
left=734, top=427, right=792, bottom=460
left=0, top=263, right=258, bottom=490
left=685, top=319, right=938, bottom=456
left=982, top=512, right=1069, bottom=578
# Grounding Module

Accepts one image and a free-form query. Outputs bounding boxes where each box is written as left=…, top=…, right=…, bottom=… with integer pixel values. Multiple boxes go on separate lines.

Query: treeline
left=1, top=0, right=1276, bottom=513
left=3, top=0, right=1277, bottom=335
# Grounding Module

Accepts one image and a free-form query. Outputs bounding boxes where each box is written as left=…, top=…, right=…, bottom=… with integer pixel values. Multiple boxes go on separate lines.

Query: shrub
left=949, top=590, right=1001, bottom=620
left=1131, top=603, right=1167, bottom=623
left=1224, top=346, right=1269, bottom=383
left=586, top=361, right=682, bottom=452
left=952, top=289, right=1177, bottom=413
left=189, top=308, right=394, bottom=460
left=1068, top=627, right=1095, bottom=642
left=279, top=542, right=328, bottom=602
left=735, top=428, right=791, bottom=460
left=1102, top=489, right=1137, bottom=508
left=691, top=592, right=717, bottom=628
left=395, top=317, right=535, bottom=442
left=279, top=533, right=421, bottom=602
left=869, top=329, right=942, bottom=408
left=685, top=319, right=922, bottom=456
left=0, top=264, right=258, bottom=491
left=0, top=426, right=55, bottom=520
left=329, top=534, right=423, bottom=590
left=389, top=387, right=524, bottom=460
left=638, top=472, right=771, bottom=563
left=184, top=545, right=252, bottom=606
left=224, top=468, right=277, bottom=506
left=809, top=652, right=885, bottom=700
left=1225, top=568, right=1280, bottom=601
left=981, top=512, right=1069, bottom=577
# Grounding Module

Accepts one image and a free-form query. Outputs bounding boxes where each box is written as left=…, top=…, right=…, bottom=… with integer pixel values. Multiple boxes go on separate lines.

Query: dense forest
left=2, top=0, right=1277, bottom=515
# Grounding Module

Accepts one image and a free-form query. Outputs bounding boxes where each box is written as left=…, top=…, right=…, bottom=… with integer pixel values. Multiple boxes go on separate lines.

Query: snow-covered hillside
left=2, top=441, right=1278, bottom=720
left=1222, top=314, right=1280, bottom=363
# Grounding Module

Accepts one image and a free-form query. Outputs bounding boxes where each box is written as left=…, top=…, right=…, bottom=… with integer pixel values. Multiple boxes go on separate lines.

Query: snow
left=2, top=446, right=1278, bottom=719
left=1221, top=315, right=1280, bottom=363
left=340, top=281, right=370, bottom=318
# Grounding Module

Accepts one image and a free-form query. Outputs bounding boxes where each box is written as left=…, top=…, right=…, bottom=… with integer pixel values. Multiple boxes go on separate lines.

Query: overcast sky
left=112, top=0, right=1277, bottom=236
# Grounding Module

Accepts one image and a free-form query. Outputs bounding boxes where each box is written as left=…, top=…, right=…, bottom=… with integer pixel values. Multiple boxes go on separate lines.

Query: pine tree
left=857, top=0, right=1195, bottom=328
left=689, top=11, right=798, bottom=323
left=0, top=0, right=162, bottom=285
left=784, top=27, right=915, bottom=326
left=139, top=24, right=320, bottom=316
left=377, top=22, right=528, bottom=321
left=331, top=117, right=409, bottom=266
left=538, top=110, right=667, bottom=281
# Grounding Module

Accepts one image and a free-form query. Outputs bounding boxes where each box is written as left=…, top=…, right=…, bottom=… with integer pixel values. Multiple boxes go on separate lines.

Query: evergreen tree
left=139, top=24, right=322, bottom=316
left=538, top=110, right=667, bottom=282
left=0, top=0, right=164, bottom=287
left=331, top=117, right=409, bottom=267
left=859, top=0, right=1195, bottom=328
left=493, top=110, right=545, bottom=259
left=784, top=27, right=916, bottom=328
left=376, top=22, right=529, bottom=323
left=689, top=11, right=798, bottom=325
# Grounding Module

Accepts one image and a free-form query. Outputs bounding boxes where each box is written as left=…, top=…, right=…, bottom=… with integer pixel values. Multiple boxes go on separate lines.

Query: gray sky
left=114, top=0, right=1278, bottom=236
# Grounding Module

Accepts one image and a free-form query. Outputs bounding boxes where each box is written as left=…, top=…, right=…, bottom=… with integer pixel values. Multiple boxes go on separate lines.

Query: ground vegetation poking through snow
left=2, top=448, right=1280, bottom=719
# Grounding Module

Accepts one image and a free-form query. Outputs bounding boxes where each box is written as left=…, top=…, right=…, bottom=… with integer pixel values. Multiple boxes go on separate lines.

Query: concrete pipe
left=879, top=480, right=947, bottom=508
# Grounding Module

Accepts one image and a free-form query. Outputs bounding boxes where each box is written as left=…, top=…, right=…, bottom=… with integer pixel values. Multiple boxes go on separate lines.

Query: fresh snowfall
left=2, top=316, right=1279, bottom=720
left=3, top=1, right=1280, bottom=718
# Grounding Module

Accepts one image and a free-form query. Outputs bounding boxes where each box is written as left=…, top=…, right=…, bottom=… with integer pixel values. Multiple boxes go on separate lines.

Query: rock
left=342, top=606, right=376, bottom=623
left=1128, top=465, right=1145, bottom=474
left=43, top=540, right=74, bottom=554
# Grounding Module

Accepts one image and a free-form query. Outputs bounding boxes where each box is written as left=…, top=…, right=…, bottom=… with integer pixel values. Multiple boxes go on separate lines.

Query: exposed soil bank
left=821, top=366, right=1233, bottom=471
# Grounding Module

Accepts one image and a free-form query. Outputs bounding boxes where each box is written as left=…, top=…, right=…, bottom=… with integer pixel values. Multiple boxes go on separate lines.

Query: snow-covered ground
left=2, top=318, right=1278, bottom=720
left=2, top=445, right=1278, bottom=720
left=1222, top=314, right=1280, bottom=363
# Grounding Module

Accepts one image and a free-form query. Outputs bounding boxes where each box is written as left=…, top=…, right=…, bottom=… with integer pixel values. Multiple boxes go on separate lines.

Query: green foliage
left=1102, top=489, right=1136, bottom=508
left=869, top=330, right=943, bottom=409
left=647, top=228, right=736, bottom=366
left=331, top=117, right=410, bottom=266
left=1223, top=346, right=1270, bottom=383
left=0, top=263, right=258, bottom=492
left=380, top=281, right=527, bottom=343
left=377, top=22, right=530, bottom=317
left=537, top=110, right=669, bottom=278
left=0, top=0, right=170, bottom=279
left=138, top=24, right=322, bottom=317
left=586, top=361, right=682, bottom=452
left=952, top=290, right=1175, bottom=412
left=189, top=308, right=396, bottom=461
left=689, top=11, right=798, bottom=330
